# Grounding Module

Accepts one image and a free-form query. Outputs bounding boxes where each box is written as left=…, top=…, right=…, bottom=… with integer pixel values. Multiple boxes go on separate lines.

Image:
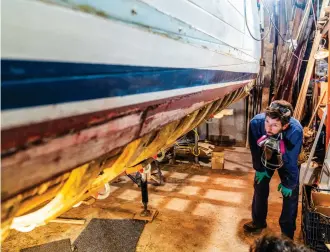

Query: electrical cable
left=259, top=0, right=318, bottom=62
left=244, top=0, right=273, bottom=41
left=261, top=0, right=309, bottom=62
left=191, top=146, right=201, bottom=156
left=244, top=0, right=317, bottom=65
left=262, top=0, right=315, bottom=42
left=192, top=128, right=199, bottom=142
left=174, top=129, right=201, bottom=156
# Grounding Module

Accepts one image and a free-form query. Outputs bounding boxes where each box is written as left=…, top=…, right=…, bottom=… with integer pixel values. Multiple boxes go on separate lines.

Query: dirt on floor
left=2, top=147, right=304, bottom=252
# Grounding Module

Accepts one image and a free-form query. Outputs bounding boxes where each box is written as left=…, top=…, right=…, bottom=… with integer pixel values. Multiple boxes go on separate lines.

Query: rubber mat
left=20, top=239, right=73, bottom=252
left=73, top=218, right=146, bottom=252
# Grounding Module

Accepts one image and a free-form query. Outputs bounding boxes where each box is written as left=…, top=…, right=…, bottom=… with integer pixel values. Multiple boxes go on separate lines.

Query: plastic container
left=302, top=185, right=330, bottom=252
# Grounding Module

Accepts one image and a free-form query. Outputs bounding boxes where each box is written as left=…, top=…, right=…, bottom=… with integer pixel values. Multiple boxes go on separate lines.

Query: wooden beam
left=49, top=218, right=86, bottom=225
left=294, top=31, right=322, bottom=120
left=322, top=20, right=329, bottom=35
left=294, top=0, right=330, bottom=121
left=327, top=28, right=330, bottom=147
left=318, top=106, right=326, bottom=120
left=308, top=91, right=326, bottom=128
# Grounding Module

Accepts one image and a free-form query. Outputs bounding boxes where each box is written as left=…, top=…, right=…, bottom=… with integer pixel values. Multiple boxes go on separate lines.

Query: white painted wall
left=198, top=99, right=247, bottom=145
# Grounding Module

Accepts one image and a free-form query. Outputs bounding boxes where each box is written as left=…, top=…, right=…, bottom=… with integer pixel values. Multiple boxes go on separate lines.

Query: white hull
left=2, top=0, right=261, bottom=129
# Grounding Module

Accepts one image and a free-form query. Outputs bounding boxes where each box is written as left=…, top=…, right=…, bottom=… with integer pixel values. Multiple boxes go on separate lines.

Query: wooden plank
left=294, top=31, right=322, bottom=120
left=327, top=28, right=330, bottom=147
left=318, top=106, right=326, bottom=121
left=291, top=4, right=304, bottom=39
left=1, top=113, right=141, bottom=200
left=308, top=91, right=326, bottom=128
left=319, top=82, right=328, bottom=105
left=49, top=218, right=86, bottom=225
left=294, top=0, right=330, bottom=121
left=321, top=19, right=329, bottom=35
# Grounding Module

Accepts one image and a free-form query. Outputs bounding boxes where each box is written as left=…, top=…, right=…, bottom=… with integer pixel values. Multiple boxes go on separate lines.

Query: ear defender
left=257, top=135, right=268, bottom=147
left=279, top=136, right=285, bottom=155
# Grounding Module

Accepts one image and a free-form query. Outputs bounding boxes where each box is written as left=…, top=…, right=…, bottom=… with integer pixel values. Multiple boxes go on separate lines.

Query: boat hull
left=2, top=81, right=251, bottom=200
left=1, top=0, right=261, bottom=237
left=2, top=84, right=251, bottom=240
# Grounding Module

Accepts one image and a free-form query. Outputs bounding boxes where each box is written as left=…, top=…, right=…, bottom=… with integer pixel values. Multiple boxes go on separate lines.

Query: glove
left=255, top=171, right=270, bottom=184
left=278, top=184, right=292, bottom=197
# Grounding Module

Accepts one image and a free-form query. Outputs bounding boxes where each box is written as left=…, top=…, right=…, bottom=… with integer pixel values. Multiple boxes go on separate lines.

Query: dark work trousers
left=252, top=168, right=300, bottom=239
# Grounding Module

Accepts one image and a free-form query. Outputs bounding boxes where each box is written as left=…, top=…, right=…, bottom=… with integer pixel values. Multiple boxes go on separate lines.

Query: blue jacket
left=249, top=113, right=303, bottom=189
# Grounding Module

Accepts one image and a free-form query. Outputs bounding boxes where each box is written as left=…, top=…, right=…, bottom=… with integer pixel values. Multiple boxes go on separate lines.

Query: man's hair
left=265, top=100, right=293, bottom=126
left=250, top=234, right=312, bottom=252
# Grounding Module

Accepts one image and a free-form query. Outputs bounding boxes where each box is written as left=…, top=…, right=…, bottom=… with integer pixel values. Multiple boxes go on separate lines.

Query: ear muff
left=257, top=135, right=268, bottom=147
left=279, top=139, right=285, bottom=154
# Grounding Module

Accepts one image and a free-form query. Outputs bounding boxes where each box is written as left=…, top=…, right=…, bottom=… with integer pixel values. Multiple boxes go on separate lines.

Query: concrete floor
left=2, top=147, right=303, bottom=252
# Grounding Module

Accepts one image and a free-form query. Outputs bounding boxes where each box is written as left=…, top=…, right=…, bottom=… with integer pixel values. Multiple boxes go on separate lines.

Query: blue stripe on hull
left=1, top=59, right=256, bottom=110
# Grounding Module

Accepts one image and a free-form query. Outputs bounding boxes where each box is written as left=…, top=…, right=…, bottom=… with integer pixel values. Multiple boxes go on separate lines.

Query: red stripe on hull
left=1, top=82, right=249, bottom=198
left=2, top=82, right=247, bottom=152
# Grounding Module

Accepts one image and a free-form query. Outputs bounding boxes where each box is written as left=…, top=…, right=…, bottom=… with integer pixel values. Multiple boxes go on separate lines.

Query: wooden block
left=133, top=209, right=159, bottom=222
left=319, top=82, right=328, bottom=105
left=212, top=151, right=224, bottom=158
left=211, top=151, right=224, bottom=169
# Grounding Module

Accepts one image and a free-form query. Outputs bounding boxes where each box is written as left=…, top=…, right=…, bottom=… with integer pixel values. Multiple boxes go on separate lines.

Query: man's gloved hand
left=255, top=171, right=270, bottom=184
left=278, top=183, right=292, bottom=197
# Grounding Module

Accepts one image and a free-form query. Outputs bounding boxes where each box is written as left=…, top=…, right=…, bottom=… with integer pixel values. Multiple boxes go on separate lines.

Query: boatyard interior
left=2, top=0, right=330, bottom=251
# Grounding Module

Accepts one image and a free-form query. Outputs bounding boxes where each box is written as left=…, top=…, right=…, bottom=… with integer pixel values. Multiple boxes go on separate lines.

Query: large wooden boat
left=1, top=0, right=261, bottom=239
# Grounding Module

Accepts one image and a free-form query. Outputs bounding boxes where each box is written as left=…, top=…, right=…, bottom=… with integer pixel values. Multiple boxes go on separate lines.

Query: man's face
left=264, top=116, right=285, bottom=136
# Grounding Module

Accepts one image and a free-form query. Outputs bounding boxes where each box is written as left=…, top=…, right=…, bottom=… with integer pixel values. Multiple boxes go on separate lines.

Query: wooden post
left=327, top=29, right=330, bottom=148
left=194, top=128, right=199, bottom=164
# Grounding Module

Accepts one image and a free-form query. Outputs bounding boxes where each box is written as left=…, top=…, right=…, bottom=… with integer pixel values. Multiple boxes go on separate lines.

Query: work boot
left=243, top=221, right=267, bottom=233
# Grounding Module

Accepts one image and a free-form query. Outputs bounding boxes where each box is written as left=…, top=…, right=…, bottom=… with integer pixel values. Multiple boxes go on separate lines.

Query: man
left=243, top=100, right=303, bottom=239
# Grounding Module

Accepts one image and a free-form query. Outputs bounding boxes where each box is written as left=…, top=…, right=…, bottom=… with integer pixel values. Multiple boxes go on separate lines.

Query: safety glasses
left=269, top=102, right=291, bottom=116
